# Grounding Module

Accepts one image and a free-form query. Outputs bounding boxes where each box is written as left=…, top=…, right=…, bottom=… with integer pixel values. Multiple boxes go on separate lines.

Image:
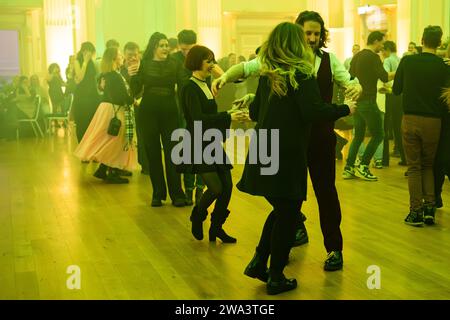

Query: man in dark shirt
left=121, top=42, right=149, bottom=175
left=344, top=31, right=395, bottom=181
left=393, top=25, right=450, bottom=226
left=172, top=30, right=205, bottom=206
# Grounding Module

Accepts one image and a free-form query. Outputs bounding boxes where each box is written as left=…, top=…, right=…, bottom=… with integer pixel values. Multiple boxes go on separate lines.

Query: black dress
left=237, top=73, right=350, bottom=200
left=178, top=79, right=233, bottom=174
left=48, top=76, right=65, bottom=113
left=73, top=59, right=100, bottom=142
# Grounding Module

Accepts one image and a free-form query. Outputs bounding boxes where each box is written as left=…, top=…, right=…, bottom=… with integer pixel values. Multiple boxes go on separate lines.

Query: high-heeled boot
left=209, top=209, right=237, bottom=243
left=244, top=249, right=269, bottom=282
left=190, top=206, right=208, bottom=240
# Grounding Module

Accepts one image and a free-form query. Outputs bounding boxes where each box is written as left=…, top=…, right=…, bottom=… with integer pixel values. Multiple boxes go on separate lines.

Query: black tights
left=256, top=197, right=302, bottom=279
left=197, top=169, right=233, bottom=213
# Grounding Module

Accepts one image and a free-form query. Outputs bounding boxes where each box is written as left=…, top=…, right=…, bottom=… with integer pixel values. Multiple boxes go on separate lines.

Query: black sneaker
left=404, top=211, right=424, bottom=227
left=424, top=207, right=436, bottom=225
left=324, top=251, right=343, bottom=271
left=342, top=165, right=356, bottom=180
left=355, top=165, right=378, bottom=181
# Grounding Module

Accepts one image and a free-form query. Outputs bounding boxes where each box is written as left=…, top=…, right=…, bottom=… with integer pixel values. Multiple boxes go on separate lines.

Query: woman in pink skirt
left=75, top=47, right=138, bottom=184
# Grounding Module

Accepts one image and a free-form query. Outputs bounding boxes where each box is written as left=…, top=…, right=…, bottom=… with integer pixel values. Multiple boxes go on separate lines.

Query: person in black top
left=435, top=87, right=450, bottom=208
left=129, top=32, right=187, bottom=207
left=393, top=25, right=450, bottom=226
left=65, top=55, right=77, bottom=96
left=238, top=22, right=351, bottom=295
left=345, top=31, right=395, bottom=181
left=178, top=45, right=245, bottom=244
left=171, top=30, right=206, bottom=206
left=120, top=42, right=149, bottom=176
left=73, top=42, right=101, bottom=143
left=47, top=63, right=65, bottom=114
left=74, top=47, right=137, bottom=184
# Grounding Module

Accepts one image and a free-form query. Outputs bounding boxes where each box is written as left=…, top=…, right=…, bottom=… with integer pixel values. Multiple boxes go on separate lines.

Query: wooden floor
left=0, top=128, right=449, bottom=300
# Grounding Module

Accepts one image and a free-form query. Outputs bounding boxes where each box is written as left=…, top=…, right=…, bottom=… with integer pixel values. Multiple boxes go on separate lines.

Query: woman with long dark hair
left=238, top=22, right=351, bottom=295
left=129, top=32, right=187, bottom=207
left=73, top=42, right=100, bottom=143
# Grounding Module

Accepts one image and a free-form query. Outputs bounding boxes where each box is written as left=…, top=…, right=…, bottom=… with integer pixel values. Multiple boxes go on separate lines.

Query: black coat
left=237, top=73, right=350, bottom=200
left=177, top=79, right=233, bottom=174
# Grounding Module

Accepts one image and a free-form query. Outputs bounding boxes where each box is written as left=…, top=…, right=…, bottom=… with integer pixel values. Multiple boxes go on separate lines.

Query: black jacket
left=102, top=71, right=134, bottom=106
left=237, top=73, right=349, bottom=200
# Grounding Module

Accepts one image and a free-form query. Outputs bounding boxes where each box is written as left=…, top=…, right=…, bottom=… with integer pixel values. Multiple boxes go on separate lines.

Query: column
left=396, top=0, right=413, bottom=55
left=197, top=0, right=222, bottom=57
left=44, top=0, right=74, bottom=71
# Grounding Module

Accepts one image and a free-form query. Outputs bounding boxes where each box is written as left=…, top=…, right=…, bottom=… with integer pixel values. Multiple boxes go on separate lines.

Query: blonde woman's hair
left=259, top=22, right=315, bottom=97
left=442, top=87, right=450, bottom=111
left=101, top=47, right=119, bottom=73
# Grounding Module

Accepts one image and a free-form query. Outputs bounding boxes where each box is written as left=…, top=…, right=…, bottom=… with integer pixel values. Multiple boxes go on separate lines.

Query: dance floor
left=0, top=129, right=449, bottom=300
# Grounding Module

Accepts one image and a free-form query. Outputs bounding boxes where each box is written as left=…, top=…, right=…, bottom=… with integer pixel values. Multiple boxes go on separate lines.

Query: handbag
left=108, top=105, right=121, bottom=136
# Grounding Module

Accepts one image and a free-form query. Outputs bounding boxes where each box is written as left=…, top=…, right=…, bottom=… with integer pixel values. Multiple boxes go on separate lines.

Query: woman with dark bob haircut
left=178, top=45, right=246, bottom=243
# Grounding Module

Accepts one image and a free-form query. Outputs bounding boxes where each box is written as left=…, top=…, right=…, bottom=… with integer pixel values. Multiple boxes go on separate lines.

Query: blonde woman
left=238, top=22, right=352, bottom=295
left=74, top=48, right=138, bottom=184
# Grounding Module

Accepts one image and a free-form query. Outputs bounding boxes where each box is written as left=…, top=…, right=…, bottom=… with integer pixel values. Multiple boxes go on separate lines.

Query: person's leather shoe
left=324, top=251, right=343, bottom=271
left=292, top=227, right=309, bottom=247
left=244, top=252, right=269, bottom=282
left=151, top=198, right=163, bottom=207
left=117, top=169, right=132, bottom=177
left=266, top=276, right=297, bottom=295
left=93, top=165, right=108, bottom=180
left=173, top=198, right=187, bottom=207
left=185, top=190, right=194, bottom=206
left=105, top=170, right=129, bottom=184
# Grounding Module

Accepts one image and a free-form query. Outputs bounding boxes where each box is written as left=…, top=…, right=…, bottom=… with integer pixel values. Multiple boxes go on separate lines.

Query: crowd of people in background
left=1, top=11, right=449, bottom=296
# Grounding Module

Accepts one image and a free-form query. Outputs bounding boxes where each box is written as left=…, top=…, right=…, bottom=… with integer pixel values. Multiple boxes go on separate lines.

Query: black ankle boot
left=93, top=164, right=108, bottom=180
left=105, top=169, right=129, bottom=184
left=244, top=250, right=269, bottom=282
left=190, top=206, right=208, bottom=240
left=209, top=210, right=237, bottom=243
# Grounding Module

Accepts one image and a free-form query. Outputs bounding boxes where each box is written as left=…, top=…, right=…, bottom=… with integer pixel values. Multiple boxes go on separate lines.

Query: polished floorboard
left=0, top=129, right=449, bottom=300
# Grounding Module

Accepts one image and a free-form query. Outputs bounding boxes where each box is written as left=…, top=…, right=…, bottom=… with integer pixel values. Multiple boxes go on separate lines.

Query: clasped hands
left=228, top=94, right=255, bottom=122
